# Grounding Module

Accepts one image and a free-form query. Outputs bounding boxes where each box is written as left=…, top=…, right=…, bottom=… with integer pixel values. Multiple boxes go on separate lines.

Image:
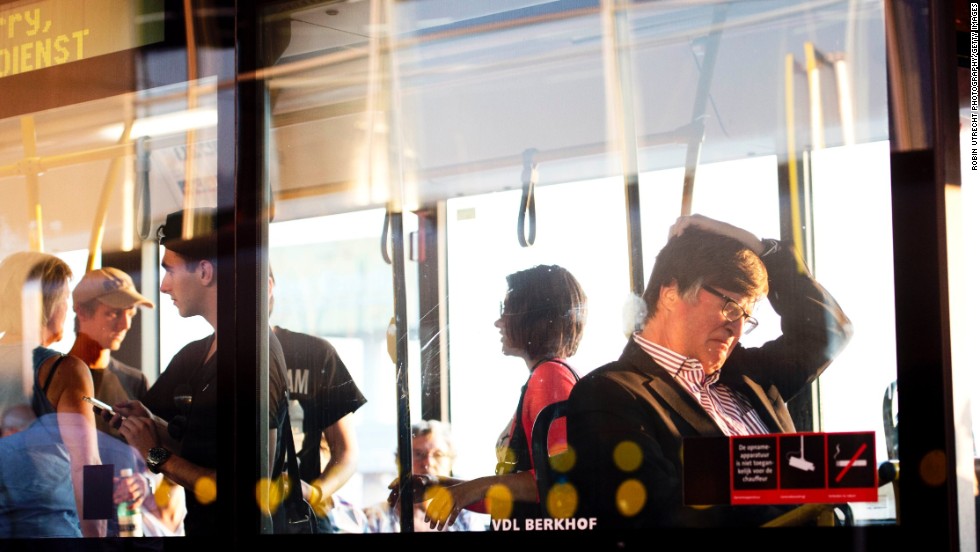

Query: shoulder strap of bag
left=269, top=410, right=316, bottom=534
left=272, top=412, right=296, bottom=480
left=41, top=354, right=68, bottom=393
left=542, top=358, right=580, bottom=382
left=284, top=416, right=302, bottom=484
left=280, top=414, right=309, bottom=512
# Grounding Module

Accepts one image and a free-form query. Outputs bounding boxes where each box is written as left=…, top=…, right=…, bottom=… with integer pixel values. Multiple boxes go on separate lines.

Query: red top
left=501, top=359, right=579, bottom=475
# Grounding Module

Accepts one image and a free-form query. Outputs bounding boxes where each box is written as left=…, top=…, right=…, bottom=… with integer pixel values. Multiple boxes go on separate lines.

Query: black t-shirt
left=107, top=358, right=149, bottom=400
left=143, top=330, right=289, bottom=536
left=273, top=326, right=367, bottom=483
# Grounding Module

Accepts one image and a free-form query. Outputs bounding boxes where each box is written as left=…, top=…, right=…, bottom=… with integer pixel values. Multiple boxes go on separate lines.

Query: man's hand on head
left=669, top=214, right=764, bottom=255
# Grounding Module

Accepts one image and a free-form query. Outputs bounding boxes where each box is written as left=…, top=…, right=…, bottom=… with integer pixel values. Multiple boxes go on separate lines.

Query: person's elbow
left=825, top=306, right=855, bottom=360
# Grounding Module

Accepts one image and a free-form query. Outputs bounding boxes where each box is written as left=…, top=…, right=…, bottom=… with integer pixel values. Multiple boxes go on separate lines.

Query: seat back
left=531, top=399, right=575, bottom=518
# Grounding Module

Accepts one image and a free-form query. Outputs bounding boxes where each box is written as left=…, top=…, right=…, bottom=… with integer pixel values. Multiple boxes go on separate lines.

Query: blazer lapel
left=621, top=341, right=723, bottom=436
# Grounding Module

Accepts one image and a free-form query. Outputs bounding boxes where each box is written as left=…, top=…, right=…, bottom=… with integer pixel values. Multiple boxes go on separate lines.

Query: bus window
left=446, top=178, right=631, bottom=478
left=269, top=209, right=420, bottom=507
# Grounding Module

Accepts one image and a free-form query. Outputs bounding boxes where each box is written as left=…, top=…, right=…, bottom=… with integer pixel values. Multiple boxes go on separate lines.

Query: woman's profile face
left=495, top=296, right=524, bottom=359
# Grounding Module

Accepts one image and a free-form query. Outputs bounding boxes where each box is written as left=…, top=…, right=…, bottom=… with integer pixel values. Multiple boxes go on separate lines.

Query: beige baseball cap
left=72, top=267, right=155, bottom=309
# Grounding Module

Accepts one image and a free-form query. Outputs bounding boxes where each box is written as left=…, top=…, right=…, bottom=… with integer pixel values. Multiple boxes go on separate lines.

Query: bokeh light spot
left=194, top=475, right=218, bottom=505
left=613, top=441, right=643, bottom=472
left=919, top=449, right=947, bottom=487
left=550, top=447, right=576, bottom=473
left=256, top=476, right=288, bottom=516
left=425, top=485, right=454, bottom=523
left=486, top=483, right=514, bottom=519
left=615, top=479, right=646, bottom=517
left=546, top=482, right=578, bottom=519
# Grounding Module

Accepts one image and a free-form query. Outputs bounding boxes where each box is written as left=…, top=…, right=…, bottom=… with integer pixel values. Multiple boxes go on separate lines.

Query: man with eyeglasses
left=565, top=214, right=853, bottom=528
left=364, top=420, right=487, bottom=532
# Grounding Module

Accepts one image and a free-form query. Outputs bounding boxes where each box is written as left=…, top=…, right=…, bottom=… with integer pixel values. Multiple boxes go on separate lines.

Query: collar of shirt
left=632, top=332, right=720, bottom=388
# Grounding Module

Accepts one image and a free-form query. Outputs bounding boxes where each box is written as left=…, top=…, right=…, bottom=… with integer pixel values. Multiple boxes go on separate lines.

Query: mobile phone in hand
left=82, top=396, right=115, bottom=417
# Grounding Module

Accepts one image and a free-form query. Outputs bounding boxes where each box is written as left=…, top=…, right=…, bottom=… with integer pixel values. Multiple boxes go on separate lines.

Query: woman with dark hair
left=396, top=264, right=587, bottom=530
left=0, top=252, right=106, bottom=538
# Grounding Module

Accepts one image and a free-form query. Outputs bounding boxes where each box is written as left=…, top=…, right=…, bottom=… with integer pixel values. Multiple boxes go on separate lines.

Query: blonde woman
left=0, top=252, right=105, bottom=538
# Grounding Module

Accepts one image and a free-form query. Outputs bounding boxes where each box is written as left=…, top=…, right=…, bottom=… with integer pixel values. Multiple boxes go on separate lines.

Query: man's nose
left=725, top=316, right=745, bottom=336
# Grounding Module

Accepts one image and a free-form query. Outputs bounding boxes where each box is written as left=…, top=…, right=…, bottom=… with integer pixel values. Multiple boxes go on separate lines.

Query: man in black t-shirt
left=112, top=209, right=290, bottom=536
left=269, top=268, right=367, bottom=532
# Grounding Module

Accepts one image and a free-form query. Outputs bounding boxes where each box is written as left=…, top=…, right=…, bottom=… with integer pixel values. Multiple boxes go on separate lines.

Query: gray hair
left=411, top=419, right=455, bottom=457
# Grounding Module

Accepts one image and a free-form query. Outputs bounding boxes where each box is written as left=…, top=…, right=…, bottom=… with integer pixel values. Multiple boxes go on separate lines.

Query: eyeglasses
left=701, top=284, right=759, bottom=334
left=412, top=449, right=453, bottom=463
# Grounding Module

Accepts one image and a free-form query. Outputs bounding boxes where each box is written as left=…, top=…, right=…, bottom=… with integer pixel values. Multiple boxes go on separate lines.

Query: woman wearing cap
left=0, top=252, right=106, bottom=538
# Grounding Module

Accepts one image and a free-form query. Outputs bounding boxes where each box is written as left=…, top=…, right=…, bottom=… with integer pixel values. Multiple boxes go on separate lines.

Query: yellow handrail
left=20, top=116, right=43, bottom=252
left=85, top=120, right=135, bottom=272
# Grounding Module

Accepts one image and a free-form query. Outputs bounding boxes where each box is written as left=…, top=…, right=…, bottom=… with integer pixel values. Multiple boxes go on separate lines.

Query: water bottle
left=117, top=468, right=144, bottom=537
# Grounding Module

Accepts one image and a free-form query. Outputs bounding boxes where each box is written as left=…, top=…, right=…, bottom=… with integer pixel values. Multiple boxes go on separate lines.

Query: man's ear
left=73, top=306, right=89, bottom=322
left=659, top=280, right=680, bottom=311
left=198, top=260, right=216, bottom=286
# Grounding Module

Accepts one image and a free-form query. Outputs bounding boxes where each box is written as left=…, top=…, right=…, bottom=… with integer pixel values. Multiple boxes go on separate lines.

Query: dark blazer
left=566, top=243, right=853, bottom=529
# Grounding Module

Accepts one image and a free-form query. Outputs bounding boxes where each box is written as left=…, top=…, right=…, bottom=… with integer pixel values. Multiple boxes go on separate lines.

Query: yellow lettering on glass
left=0, top=0, right=163, bottom=79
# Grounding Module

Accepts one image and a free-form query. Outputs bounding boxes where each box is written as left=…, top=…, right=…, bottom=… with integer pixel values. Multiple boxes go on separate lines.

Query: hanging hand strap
left=517, top=148, right=538, bottom=247
left=381, top=209, right=393, bottom=265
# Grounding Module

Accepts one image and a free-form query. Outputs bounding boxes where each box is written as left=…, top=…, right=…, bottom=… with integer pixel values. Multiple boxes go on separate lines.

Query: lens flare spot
left=919, top=449, right=947, bottom=486
left=422, top=484, right=444, bottom=503
left=152, top=477, right=178, bottom=511
left=486, top=483, right=514, bottom=519
left=425, top=485, right=454, bottom=523
left=550, top=448, right=576, bottom=473
left=615, top=479, right=646, bottom=517
left=546, top=482, right=578, bottom=519
left=255, top=476, right=284, bottom=516
left=194, top=475, right=217, bottom=505
left=613, top=441, right=643, bottom=472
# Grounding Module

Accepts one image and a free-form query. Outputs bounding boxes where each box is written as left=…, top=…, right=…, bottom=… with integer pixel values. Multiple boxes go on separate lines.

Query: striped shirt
left=633, top=333, right=770, bottom=436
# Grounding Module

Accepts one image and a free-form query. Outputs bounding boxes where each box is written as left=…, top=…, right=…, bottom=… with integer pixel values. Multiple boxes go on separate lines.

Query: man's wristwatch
left=146, top=447, right=172, bottom=474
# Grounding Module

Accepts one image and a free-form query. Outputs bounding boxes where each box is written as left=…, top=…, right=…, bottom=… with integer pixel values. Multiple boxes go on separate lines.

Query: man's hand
left=303, top=480, right=335, bottom=518
left=118, top=415, right=160, bottom=456
left=422, top=480, right=485, bottom=531
left=105, top=399, right=152, bottom=429
left=387, top=474, right=441, bottom=507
